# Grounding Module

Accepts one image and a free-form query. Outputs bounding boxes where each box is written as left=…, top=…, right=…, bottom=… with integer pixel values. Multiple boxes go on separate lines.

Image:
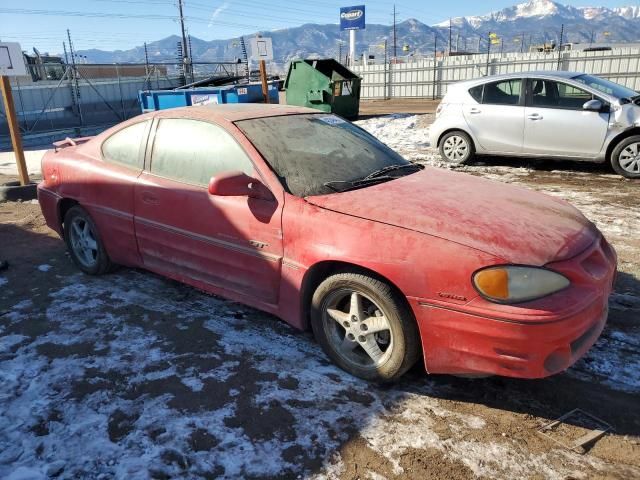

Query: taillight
left=436, top=103, right=446, bottom=117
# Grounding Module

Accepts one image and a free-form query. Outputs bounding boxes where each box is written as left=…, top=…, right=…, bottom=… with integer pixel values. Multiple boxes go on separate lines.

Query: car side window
left=468, top=85, right=483, bottom=103
left=530, top=80, right=594, bottom=109
left=482, top=79, right=521, bottom=106
left=150, top=118, right=254, bottom=186
left=101, top=120, right=149, bottom=169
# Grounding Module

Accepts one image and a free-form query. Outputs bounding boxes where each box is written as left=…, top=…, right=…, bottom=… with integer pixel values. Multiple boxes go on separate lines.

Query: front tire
left=63, top=205, right=113, bottom=275
left=611, top=135, right=640, bottom=178
left=439, top=130, right=475, bottom=164
left=310, top=273, right=420, bottom=382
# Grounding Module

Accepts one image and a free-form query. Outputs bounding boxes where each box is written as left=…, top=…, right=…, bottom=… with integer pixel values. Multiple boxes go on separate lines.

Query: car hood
left=306, top=168, right=598, bottom=265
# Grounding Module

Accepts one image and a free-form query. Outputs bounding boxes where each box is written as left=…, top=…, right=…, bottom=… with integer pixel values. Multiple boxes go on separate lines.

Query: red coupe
left=38, top=104, right=617, bottom=382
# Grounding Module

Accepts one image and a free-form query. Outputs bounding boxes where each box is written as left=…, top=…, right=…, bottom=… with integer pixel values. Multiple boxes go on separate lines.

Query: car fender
left=430, top=105, right=481, bottom=151
left=277, top=195, right=501, bottom=330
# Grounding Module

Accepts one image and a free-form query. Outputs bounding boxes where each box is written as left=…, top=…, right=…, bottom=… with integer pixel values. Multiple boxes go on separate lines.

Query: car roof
left=150, top=103, right=320, bottom=123
left=453, top=71, right=583, bottom=89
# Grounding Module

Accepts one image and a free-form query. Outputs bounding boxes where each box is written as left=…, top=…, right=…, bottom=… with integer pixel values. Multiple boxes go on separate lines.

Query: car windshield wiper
left=363, top=163, right=424, bottom=180
left=323, top=176, right=397, bottom=193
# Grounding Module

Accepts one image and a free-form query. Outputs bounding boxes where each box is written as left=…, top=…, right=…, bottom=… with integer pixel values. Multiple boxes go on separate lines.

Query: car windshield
left=572, top=74, right=638, bottom=99
left=236, top=114, right=420, bottom=197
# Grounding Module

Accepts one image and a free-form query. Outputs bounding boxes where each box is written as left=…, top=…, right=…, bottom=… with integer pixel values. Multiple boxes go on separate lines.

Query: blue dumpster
left=139, top=82, right=279, bottom=112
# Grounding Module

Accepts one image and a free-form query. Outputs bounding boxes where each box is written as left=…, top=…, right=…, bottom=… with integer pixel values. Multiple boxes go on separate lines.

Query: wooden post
left=1, top=75, right=29, bottom=186
left=259, top=59, right=270, bottom=104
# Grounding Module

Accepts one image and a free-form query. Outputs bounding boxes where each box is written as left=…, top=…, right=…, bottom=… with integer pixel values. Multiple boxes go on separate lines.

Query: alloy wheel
left=321, top=288, right=394, bottom=369
left=69, top=217, right=99, bottom=268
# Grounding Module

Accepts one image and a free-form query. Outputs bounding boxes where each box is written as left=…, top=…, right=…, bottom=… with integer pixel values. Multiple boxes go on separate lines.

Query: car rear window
left=101, top=120, right=149, bottom=169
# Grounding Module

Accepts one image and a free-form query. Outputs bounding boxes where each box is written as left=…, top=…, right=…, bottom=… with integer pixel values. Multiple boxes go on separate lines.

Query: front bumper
left=409, top=236, right=617, bottom=378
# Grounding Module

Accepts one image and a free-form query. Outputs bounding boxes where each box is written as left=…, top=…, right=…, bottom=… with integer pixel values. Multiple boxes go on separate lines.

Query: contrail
left=208, top=2, right=230, bottom=28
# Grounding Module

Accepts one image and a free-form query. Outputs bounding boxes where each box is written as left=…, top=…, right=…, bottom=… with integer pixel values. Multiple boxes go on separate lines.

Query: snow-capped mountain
left=74, top=0, right=640, bottom=63
left=432, top=0, right=640, bottom=48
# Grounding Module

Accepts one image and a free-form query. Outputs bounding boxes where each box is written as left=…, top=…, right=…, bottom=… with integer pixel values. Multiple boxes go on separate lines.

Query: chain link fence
left=0, top=61, right=246, bottom=149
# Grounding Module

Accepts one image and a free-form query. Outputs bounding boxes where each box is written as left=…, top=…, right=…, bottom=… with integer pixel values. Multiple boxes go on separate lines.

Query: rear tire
left=63, top=205, right=113, bottom=275
left=310, top=273, right=420, bottom=382
left=611, top=135, right=640, bottom=178
left=439, top=130, right=475, bottom=164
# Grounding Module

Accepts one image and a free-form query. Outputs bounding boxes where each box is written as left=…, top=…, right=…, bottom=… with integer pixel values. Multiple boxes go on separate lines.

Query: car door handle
left=141, top=191, right=159, bottom=205
left=468, top=108, right=481, bottom=114
left=527, top=113, right=543, bottom=120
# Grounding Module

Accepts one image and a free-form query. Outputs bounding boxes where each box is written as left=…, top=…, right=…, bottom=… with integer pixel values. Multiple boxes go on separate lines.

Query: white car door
left=462, top=78, right=525, bottom=154
left=523, top=79, right=610, bottom=158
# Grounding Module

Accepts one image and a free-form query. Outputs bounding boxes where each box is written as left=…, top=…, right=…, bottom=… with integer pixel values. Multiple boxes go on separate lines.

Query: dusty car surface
left=430, top=71, right=640, bottom=178
left=38, top=104, right=617, bottom=382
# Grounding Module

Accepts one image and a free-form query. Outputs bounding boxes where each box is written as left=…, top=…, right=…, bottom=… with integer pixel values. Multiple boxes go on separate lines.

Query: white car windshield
left=572, top=74, right=638, bottom=100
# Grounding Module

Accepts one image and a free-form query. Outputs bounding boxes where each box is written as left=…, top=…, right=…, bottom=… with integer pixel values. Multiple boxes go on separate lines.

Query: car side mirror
left=208, top=171, right=273, bottom=200
left=583, top=99, right=603, bottom=112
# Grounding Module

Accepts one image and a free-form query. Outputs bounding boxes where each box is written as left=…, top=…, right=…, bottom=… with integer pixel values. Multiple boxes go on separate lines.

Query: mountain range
left=74, top=0, right=640, bottom=65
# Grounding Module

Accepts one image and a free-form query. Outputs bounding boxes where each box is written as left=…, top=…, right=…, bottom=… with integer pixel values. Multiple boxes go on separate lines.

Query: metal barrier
left=352, top=48, right=640, bottom=100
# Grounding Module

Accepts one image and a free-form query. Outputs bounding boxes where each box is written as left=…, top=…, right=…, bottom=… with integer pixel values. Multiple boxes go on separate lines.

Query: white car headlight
left=472, top=266, right=570, bottom=304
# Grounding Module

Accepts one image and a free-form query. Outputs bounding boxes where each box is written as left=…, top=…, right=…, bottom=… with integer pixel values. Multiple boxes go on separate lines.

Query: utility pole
left=486, top=32, right=491, bottom=76
left=66, top=29, right=83, bottom=126
left=338, top=41, right=343, bottom=63
left=239, top=36, right=249, bottom=79
left=520, top=32, right=525, bottom=53
left=448, top=18, right=452, bottom=54
left=177, top=0, right=192, bottom=81
left=455, top=33, right=460, bottom=53
left=557, top=23, right=564, bottom=70
left=144, top=42, right=151, bottom=90
left=392, top=4, right=397, bottom=58
left=188, top=33, right=195, bottom=83
left=432, top=33, right=437, bottom=99
left=62, top=41, right=69, bottom=64
left=589, top=30, right=595, bottom=45
left=477, top=34, right=482, bottom=54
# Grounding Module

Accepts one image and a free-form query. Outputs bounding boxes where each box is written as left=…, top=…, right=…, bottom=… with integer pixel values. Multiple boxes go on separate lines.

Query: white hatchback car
left=430, top=71, right=640, bottom=178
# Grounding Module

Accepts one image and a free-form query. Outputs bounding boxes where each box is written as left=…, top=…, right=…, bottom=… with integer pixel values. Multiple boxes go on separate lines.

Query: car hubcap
left=619, top=142, right=640, bottom=174
left=69, top=217, right=99, bottom=268
left=443, top=135, right=468, bottom=162
left=322, top=289, right=393, bottom=369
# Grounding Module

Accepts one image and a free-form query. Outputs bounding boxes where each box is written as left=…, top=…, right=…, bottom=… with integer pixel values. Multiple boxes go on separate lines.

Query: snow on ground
left=0, top=149, right=47, bottom=177
left=1, top=271, right=630, bottom=479
left=37, top=264, right=52, bottom=272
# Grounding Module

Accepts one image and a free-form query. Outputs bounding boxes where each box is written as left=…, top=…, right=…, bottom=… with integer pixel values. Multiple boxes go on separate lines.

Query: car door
left=462, top=78, right=525, bottom=153
left=83, top=119, right=152, bottom=266
left=133, top=117, right=283, bottom=305
left=523, top=78, right=610, bottom=157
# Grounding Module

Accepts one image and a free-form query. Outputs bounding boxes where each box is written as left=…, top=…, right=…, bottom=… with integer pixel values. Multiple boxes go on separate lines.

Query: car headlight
left=472, top=266, right=570, bottom=304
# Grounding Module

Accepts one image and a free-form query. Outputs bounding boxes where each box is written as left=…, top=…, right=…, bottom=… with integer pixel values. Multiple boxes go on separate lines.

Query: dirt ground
left=1, top=116, right=639, bottom=479
left=358, top=99, right=440, bottom=117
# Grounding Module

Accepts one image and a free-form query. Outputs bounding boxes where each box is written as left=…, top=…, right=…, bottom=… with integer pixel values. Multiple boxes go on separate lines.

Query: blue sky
left=0, top=0, right=634, bottom=54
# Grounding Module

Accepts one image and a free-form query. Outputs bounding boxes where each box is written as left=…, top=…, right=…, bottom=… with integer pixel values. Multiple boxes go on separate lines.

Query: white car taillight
left=436, top=103, right=446, bottom=118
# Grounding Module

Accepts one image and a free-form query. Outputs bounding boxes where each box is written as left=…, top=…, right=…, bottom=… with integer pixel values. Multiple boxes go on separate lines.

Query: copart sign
left=340, top=5, right=365, bottom=30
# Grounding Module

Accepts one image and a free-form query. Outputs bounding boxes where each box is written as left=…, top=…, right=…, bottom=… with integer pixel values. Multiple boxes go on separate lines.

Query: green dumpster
left=284, top=59, right=361, bottom=119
